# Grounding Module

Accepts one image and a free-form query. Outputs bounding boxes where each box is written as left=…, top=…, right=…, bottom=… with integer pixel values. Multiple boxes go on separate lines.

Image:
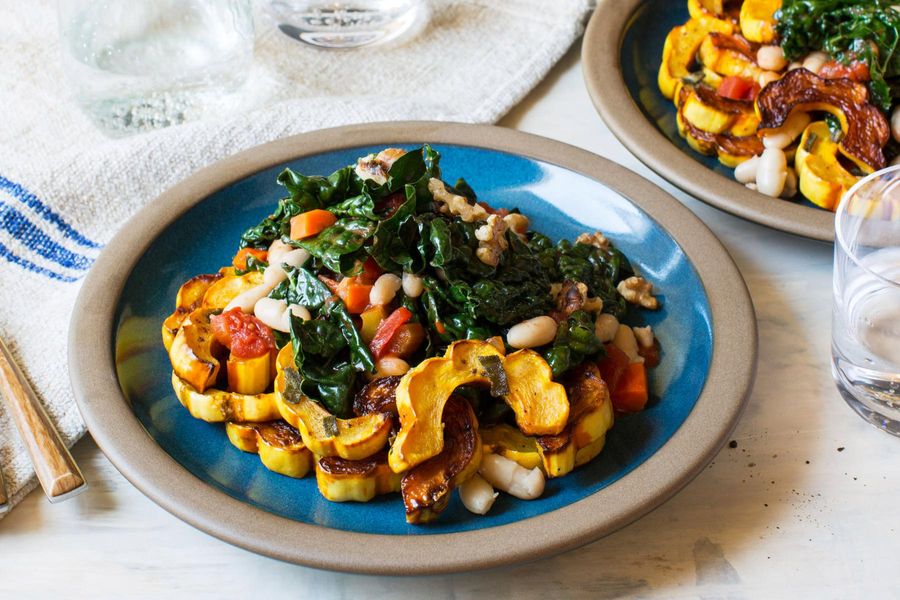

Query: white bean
left=762, top=111, right=811, bottom=150
left=746, top=183, right=758, bottom=191
left=633, top=325, right=654, bottom=349
left=594, top=313, right=620, bottom=343
left=802, top=51, right=829, bottom=74
left=267, top=239, right=293, bottom=266
left=278, top=248, right=310, bottom=270
left=757, top=147, right=788, bottom=198
left=891, top=106, right=900, bottom=144
left=373, top=356, right=410, bottom=378
left=459, top=474, right=498, bottom=515
left=613, top=324, right=643, bottom=364
left=506, top=316, right=558, bottom=349
left=275, top=303, right=311, bottom=333
left=401, top=272, right=424, bottom=298
left=369, top=273, right=402, bottom=306
left=757, top=70, right=780, bottom=88
left=479, top=454, right=545, bottom=500
left=734, top=155, right=761, bottom=184
left=757, top=45, right=787, bottom=71
left=254, top=297, right=288, bottom=331
left=781, top=169, right=798, bottom=199
left=263, top=263, right=287, bottom=286
left=225, top=283, right=274, bottom=313
left=788, top=61, right=803, bottom=71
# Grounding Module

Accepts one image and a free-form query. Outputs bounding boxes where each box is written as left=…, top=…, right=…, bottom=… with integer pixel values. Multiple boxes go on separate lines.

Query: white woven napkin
left=0, top=0, right=591, bottom=515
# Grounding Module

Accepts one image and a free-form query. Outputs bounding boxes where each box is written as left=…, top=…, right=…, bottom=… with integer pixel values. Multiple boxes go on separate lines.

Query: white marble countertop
left=3, top=44, right=899, bottom=599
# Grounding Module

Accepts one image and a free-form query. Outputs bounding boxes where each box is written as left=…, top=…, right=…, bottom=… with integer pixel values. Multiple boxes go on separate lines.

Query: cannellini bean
left=762, top=111, right=811, bottom=150
left=401, top=272, right=424, bottom=298
left=254, top=297, right=288, bottom=331
left=788, top=61, right=803, bottom=71
left=594, top=313, right=619, bottom=343
left=263, top=263, right=287, bottom=286
left=756, top=147, right=788, bottom=198
left=278, top=248, right=310, bottom=269
left=757, top=70, right=780, bottom=88
left=479, top=454, right=545, bottom=500
left=267, top=239, right=293, bottom=266
left=459, top=474, right=499, bottom=515
left=891, top=106, right=900, bottom=144
left=746, top=183, right=758, bottom=191
left=757, top=45, right=787, bottom=71
left=370, top=273, right=402, bottom=305
left=633, top=325, right=654, bottom=349
left=734, top=155, right=760, bottom=184
left=781, top=169, right=798, bottom=199
left=373, top=355, right=410, bottom=378
left=802, top=51, right=829, bottom=74
left=274, top=303, right=311, bottom=333
left=225, top=283, right=274, bottom=313
left=612, top=324, right=642, bottom=364
left=506, top=316, right=558, bottom=349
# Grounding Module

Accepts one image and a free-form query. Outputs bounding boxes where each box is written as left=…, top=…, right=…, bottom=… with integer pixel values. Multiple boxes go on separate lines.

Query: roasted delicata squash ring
left=687, top=0, right=725, bottom=18
left=739, top=0, right=781, bottom=43
left=481, top=424, right=543, bottom=471
left=698, top=33, right=764, bottom=82
left=536, top=362, right=615, bottom=478
left=168, top=307, right=222, bottom=393
left=315, top=451, right=402, bottom=502
left=226, top=420, right=314, bottom=478
left=401, top=396, right=482, bottom=524
left=171, top=372, right=280, bottom=422
left=274, top=345, right=392, bottom=461
left=201, top=271, right=264, bottom=310
left=794, top=121, right=860, bottom=211
left=659, top=16, right=734, bottom=100
left=388, top=340, right=569, bottom=473
left=162, top=273, right=222, bottom=352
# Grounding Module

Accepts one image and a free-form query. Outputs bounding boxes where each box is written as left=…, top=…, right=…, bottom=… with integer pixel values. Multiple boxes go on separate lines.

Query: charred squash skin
left=353, top=376, right=402, bottom=421
left=168, top=308, right=223, bottom=393
left=171, top=371, right=280, bottom=422
left=162, top=273, right=222, bottom=351
left=226, top=420, right=313, bottom=478
left=677, top=85, right=764, bottom=165
left=755, top=68, right=890, bottom=172
left=401, top=396, right=482, bottom=524
left=315, top=451, right=402, bottom=502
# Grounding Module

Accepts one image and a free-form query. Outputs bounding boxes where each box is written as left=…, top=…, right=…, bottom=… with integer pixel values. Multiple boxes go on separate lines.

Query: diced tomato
left=369, top=307, right=413, bottom=359
left=232, top=247, right=268, bottom=271
left=318, top=275, right=341, bottom=295
left=434, top=320, right=447, bottom=335
left=717, top=76, right=758, bottom=101
left=375, top=192, right=408, bottom=218
left=383, top=322, right=426, bottom=358
left=210, top=308, right=276, bottom=359
left=597, top=343, right=630, bottom=393
left=818, top=60, right=870, bottom=82
left=359, top=256, right=383, bottom=285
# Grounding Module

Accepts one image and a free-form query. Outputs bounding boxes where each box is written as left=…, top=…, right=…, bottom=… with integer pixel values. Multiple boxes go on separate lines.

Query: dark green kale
left=543, top=310, right=605, bottom=378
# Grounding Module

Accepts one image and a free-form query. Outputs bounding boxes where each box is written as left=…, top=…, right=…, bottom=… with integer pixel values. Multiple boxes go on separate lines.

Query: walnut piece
left=617, top=276, right=659, bottom=310
left=355, top=148, right=407, bottom=185
left=576, top=231, right=610, bottom=249
left=474, top=214, right=508, bottom=267
left=503, top=213, right=530, bottom=236
left=428, top=178, right=488, bottom=223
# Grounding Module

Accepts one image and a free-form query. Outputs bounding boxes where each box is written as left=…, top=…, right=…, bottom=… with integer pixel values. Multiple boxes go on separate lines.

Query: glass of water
left=268, top=0, right=424, bottom=48
left=832, top=165, right=900, bottom=435
left=58, top=0, right=254, bottom=136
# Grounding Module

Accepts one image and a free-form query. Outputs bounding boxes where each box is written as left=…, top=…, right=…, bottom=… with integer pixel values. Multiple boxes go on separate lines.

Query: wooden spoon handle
left=0, top=337, right=86, bottom=502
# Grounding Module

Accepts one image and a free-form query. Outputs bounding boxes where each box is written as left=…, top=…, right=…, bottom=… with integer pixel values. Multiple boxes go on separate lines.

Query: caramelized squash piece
left=677, top=86, right=763, bottom=166
left=226, top=420, right=313, bottom=478
left=315, top=451, right=401, bottom=502
left=536, top=362, right=615, bottom=478
left=168, top=308, right=222, bottom=393
left=401, top=396, right=482, bottom=524
left=353, top=375, right=401, bottom=421
left=659, top=16, right=734, bottom=99
left=171, top=372, right=280, bottom=422
left=756, top=68, right=890, bottom=172
left=388, top=340, right=569, bottom=473
left=699, top=33, right=764, bottom=82
left=227, top=352, right=272, bottom=395
left=795, top=122, right=860, bottom=211
left=739, top=0, right=781, bottom=43
left=481, top=424, right=542, bottom=471
left=201, top=271, right=264, bottom=310
left=162, top=273, right=222, bottom=351
left=687, top=0, right=724, bottom=18
left=273, top=345, right=392, bottom=460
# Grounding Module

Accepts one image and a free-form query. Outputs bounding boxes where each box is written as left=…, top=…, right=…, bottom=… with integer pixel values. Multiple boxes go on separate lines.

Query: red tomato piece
left=210, top=308, right=276, bottom=359
left=597, top=343, right=630, bottom=393
left=375, top=192, right=408, bottom=218
left=359, top=256, right=383, bottom=285
left=717, top=76, right=757, bottom=101
left=818, top=60, right=870, bottom=82
left=369, top=307, right=413, bottom=359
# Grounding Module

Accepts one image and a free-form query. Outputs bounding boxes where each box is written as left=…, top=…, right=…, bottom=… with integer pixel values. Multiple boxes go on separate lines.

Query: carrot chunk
left=290, top=209, right=337, bottom=240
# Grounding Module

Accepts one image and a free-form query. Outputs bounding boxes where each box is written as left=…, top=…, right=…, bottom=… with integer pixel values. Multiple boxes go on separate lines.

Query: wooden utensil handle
left=0, top=338, right=85, bottom=502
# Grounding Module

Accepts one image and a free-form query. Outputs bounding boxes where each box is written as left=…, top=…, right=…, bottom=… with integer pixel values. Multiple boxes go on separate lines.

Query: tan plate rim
left=581, top=0, right=835, bottom=242
left=68, top=121, right=757, bottom=575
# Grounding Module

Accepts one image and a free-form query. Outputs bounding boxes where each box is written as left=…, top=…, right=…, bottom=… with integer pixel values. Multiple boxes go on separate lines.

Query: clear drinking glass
left=58, top=0, right=255, bottom=136
left=832, top=166, right=900, bottom=435
left=268, top=0, right=424, bottom=48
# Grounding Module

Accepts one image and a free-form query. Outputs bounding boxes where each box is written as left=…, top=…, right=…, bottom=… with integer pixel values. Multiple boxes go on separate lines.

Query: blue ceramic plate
left=582, top=0, right=834, bottom=241
left=71, top=123, right=756, bottom=574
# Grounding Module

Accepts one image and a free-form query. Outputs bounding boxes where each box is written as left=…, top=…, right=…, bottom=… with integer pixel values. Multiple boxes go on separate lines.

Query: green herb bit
left=283, top=368, right=304, bottom=404
left=478, top=355, right=510, bottom=397
left=322, top=415, right=339, bottom=437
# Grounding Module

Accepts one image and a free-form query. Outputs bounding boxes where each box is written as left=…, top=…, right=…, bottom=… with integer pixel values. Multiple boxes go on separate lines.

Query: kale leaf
left=543, top=310, right=605, bottom=378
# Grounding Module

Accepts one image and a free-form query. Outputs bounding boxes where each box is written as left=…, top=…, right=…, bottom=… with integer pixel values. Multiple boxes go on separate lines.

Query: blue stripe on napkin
left=0, top=201, right=96, bottom=271
left=0, top=241, right=79, bottom=282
